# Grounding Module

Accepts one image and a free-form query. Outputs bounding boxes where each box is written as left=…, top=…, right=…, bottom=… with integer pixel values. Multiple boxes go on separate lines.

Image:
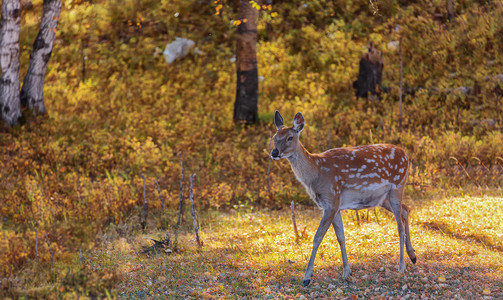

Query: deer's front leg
left=332, top=211, right=351, bottom=279
left=303, top=208, right=336, bottom=286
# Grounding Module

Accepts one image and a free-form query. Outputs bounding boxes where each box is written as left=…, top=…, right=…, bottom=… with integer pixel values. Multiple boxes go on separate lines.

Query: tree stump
left=353, top=42, right=383, bottom=99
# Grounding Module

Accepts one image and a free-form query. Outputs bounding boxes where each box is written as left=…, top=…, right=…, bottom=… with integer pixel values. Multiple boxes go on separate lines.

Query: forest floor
left=78, top=193, right=503, bottom=299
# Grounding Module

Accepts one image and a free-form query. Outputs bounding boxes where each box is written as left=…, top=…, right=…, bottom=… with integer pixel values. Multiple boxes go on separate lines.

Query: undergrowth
left=1, top=0, right=502, bottom=295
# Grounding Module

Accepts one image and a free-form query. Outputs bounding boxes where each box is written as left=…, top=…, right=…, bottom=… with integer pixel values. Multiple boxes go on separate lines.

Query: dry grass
left=67, top=193, right=503, bottom=299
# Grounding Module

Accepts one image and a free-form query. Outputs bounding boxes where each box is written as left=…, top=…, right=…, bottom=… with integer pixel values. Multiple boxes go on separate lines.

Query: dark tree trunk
left=0, top=0, right=22, bottom=126
left=21, top=0, right=61, bottom=115
left=353, top=42, right=383, bottom=99
left=233, top=0, right=259, bottom=124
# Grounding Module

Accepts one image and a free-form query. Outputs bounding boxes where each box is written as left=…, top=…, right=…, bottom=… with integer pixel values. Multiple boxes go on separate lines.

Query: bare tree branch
left=44, top=232, right=54, bottom=268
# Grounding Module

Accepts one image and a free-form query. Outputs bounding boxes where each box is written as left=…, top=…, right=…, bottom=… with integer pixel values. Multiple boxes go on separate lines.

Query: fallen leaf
left=482, top=289, right=491, bottom=295
left=438, top=276, right=446, bottom=282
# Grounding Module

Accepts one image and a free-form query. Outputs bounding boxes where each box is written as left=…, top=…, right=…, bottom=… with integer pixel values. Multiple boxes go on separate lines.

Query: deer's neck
left=287, top=143, right=319, bottom=186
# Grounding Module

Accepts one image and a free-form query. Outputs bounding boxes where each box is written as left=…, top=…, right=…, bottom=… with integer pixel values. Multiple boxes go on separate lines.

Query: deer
left=270, top=111, right=416, bottom=286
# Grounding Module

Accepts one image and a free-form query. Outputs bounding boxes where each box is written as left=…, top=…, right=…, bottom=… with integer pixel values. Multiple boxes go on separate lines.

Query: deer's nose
left=271, top=148, right=279, bottom=158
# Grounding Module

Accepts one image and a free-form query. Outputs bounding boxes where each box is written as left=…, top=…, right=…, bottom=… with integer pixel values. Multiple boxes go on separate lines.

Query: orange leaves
left=215, top=4, right=223, bottom=15
left=233, top=19, right=247, bottom=26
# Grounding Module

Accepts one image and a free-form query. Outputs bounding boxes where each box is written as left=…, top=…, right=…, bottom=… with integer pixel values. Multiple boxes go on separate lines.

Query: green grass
left=52, top=193, right=502, bottom=299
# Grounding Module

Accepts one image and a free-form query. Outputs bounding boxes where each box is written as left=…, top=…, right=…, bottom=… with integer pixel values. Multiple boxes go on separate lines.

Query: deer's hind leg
left=400, top=203, right=416, bottom=264
left=381, top=186, right=416, bottom=269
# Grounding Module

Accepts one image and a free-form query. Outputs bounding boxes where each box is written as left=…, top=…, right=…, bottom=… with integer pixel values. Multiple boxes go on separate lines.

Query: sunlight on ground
left=88, top=195, right=503, bottom=298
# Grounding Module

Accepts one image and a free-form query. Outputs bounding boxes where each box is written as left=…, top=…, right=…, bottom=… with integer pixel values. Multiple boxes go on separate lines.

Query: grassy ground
left=70, top=193, right=503, bottom=299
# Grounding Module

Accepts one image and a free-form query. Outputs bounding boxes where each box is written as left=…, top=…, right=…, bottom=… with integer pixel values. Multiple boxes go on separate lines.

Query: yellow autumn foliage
left=0, top=0, right=502, bottom=292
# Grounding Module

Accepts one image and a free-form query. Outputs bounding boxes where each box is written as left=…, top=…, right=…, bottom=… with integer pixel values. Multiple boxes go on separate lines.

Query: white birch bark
left=21, top=0, right=61, bottom=115
left=0, top=0, right=22, bottom=126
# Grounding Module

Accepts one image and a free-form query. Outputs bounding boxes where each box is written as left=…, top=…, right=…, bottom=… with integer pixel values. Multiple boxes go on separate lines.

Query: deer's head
left=270, top=111, right=304, bottom=160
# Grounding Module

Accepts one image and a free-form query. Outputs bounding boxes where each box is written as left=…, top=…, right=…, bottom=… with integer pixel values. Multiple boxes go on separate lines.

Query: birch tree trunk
left=20, top=0, right=61, bottom=115
left=0, top=0, right=22, bottom=126
left=233, top=0, right=259, bottom=124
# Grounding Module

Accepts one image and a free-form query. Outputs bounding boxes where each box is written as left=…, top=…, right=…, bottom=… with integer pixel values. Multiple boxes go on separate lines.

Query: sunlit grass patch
left=67, top=195, right=502, bottom=298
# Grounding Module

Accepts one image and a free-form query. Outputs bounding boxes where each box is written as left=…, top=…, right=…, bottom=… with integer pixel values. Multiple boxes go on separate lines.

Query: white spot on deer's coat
left=393, top=175, right=400, bottom=181
left=358, top=165, right=367, bottom=171
left=390, top=148, right=395, bottom=159
left=366, top=159, right=375, bottom=163
left=341, top=169, right=349, bottom=173
left=333, top=164, right=339, bottom=168
left=356, top=173, right=361, bottom=178
left=350, top=168, right=357, bottom=171
left=322, top=158, right=326, bottom=162
left=399, top=168, right=404, bottom=173
left=349, top=174, right=355, bottom=178
left=361, top=172, right=379, bottom=178
left=321, top=167, right=330, bottom=172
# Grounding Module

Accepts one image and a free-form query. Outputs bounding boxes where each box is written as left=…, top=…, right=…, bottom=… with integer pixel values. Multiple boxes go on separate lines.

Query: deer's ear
left=292, top=112, right=304, bottom=134
left=274, top=110, right=284, bottom=130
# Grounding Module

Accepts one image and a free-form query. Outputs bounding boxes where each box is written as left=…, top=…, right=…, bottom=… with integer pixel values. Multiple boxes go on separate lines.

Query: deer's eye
left=287, top=136, right=293, bottom=142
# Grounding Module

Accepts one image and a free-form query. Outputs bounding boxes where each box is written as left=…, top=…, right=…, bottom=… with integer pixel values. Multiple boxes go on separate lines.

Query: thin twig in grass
left=35, top=227, right=39, bottom=262
left=471, top=157, right=491, bottom=172
left=189, top=174, right=202, bottom=247
left=177, top=160, right=184, bottom=227
left=80, top=248, right=83, bottom=265
left=140, top=172, right=148, bottom=230
left=44, top=233, right=54, bottom=268
left=449, top=157, right=471, bottom=179
left=291, top=201, right=300, bottom=241
left=369, top=0, right=380, bottom=15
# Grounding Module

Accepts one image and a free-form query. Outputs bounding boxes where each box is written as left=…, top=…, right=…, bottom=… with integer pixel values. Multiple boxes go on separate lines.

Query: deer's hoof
left=302, top=279, right=311, bottom=287
left=411, top=256, right=417, bottom=264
